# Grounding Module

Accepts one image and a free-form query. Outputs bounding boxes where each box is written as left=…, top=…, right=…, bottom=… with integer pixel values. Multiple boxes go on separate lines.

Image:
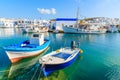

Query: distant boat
left=39, top=27, right=49, bottom=33
left=107, top=25, right=118, bottom=33
left=22, top=26, right=48, bottom=33
left=3, top=34, right=50, bottom=63
left=39, top=41, right=83, bottom=76
left=63, top=24, right=107, bottom=34
left=53, top=30, right=59, bottom=33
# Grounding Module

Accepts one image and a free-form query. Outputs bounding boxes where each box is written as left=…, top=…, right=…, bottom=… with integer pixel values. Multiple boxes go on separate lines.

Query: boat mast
left=76, top=7, right=79, bottom=28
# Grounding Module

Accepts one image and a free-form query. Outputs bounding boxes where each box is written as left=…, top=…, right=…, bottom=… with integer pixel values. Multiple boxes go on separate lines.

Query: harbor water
left=0, top=28, right=120, bottom=80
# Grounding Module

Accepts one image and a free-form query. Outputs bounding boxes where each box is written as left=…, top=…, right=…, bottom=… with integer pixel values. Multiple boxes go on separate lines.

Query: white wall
left=4, top=22, right=15, bottom=27
left=56, top=21, right=76, bottom=31
left=0, top=22, right=4, bottom=27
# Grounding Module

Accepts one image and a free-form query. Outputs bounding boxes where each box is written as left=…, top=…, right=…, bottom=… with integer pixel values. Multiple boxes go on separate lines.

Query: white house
left=4, top=22, right=15, bottom=27
left=0, top=22, right=4, bottom=27
left=50, top=18, right=77, bottom=31
left=0, top=18, right=16, bottom=27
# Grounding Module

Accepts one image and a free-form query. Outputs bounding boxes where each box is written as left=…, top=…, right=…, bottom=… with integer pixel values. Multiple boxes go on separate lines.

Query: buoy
left=79, top=50, right=83, bottom=54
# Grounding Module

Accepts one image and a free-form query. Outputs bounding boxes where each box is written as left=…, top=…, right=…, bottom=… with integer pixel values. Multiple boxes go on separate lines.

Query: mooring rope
left=31, top=64, right=39, bottom=80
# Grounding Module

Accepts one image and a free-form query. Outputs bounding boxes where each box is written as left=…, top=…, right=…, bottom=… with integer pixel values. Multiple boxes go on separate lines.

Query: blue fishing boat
left=39, top=41, right=83, bottom=76
left=3, top=34, right=50, bottom=63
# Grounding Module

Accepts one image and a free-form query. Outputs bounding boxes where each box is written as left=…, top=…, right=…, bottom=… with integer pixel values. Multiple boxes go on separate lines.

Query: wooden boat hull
left=41, top=50, right=79, bottom=76
left=6, top=47, right=48, bottom=63
left=44, top=53, right=78, bottom=70
left=4, top=40, right=50, bottom=63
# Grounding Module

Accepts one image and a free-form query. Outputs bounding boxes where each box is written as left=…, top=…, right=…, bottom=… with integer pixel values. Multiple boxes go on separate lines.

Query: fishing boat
left=21, top=26, right=39, bottom=33
left=39, top=41, right=83, bottom=76
left=22, top=26, right=48, bottom=33
left=107, top=25, right=118, bottom=33
left=3, top=34, right=50, bottom=63
left=62, top=24, right=107, bottom=34
left=53, top=30, right=59, bottom=34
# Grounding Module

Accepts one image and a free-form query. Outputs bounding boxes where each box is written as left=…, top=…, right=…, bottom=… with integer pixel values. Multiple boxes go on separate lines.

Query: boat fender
left=79, top=50, right=83, bottom=54
left=56, top=50, right=60, bottom=52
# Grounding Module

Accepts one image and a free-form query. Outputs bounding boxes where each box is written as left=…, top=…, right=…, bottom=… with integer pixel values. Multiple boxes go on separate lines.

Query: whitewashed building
left=0, top=18, right=16, bottom=27
left=50, top=18, right=77, bottom=31
left=0, top=22, right=4, bottom=27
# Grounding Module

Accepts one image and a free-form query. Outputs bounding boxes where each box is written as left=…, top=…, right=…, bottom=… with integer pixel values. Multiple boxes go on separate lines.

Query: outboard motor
left=71, top=41, right=76, bottom=50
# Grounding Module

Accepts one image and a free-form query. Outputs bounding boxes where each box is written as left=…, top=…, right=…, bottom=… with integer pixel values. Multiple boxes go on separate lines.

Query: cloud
left=51, top=8, right=56, bottom=15
left=37, top=8, right=56, bottom=15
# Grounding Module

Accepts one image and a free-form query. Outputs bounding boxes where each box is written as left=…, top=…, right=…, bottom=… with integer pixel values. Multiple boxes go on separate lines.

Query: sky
left=0, top=0, right=120, bottom=19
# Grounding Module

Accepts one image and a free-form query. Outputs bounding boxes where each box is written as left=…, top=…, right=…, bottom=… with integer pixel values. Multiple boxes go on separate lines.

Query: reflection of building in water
left=55, top=33, right=64, bottom=41
left=48, top=33, right=64, bottom=49
left=79, top=34, right=106, bottom=43
left=80, top=34, right=94, bottom=42
left=62, top=33, right=104, bottom=44
left=43, top=32, right=49, bottom=37
left=0, top=28, right=15, bottom=37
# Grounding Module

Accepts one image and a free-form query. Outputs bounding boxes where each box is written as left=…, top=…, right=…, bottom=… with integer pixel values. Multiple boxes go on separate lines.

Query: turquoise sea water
left=0, top=28, right=120, bottom=80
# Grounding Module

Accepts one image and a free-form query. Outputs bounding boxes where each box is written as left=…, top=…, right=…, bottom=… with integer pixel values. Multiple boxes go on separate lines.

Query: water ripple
left=105, top=65, right=120, bottom=80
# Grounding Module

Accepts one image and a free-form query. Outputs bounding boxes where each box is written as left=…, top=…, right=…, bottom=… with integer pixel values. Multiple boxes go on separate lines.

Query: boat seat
left=21, top=44, right=37, bottom=48
left=52, top=52, right=72, bottom=60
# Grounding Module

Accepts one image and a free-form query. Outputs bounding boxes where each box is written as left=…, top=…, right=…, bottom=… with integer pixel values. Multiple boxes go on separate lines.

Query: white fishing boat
left=39, top=41, right=83, bottom=76
left=63, top=24, right=107, bottom=34
left=22, top=26, right=48, bottom=33
left=53, top=30, right=59, bottom=33
left=3, top=34, right=50, bottom=63
left=107, top=25, right=118, bottom=33
left=38, top=27, right=49, bottom=33
left=21, top=26, right=38, bottom=33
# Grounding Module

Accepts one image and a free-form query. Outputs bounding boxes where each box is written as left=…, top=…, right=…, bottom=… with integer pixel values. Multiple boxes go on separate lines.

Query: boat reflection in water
left=7, top=47, right=49, bottom=79
left=8, top=57, right=38, bottom=79
left=0, top=28, right=15, bottom=37
left=40, top=55, right=83, bottom=80
left=7, top=47, right=82, bottom=80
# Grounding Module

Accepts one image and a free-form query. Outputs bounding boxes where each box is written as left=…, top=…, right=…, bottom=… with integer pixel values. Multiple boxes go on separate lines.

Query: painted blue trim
left=3, top=39, right=50, bottom=52
left=56, top=18, right=77, bottom=21
left=42, top=52, right=79, bottom=76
